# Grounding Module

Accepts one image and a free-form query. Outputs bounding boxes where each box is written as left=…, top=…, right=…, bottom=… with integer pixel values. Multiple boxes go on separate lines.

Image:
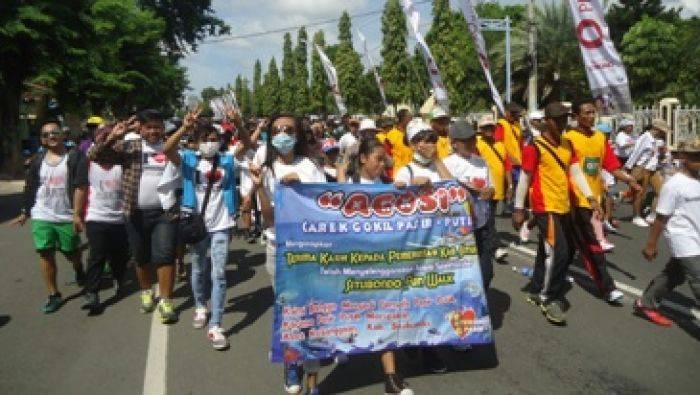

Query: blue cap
left=596, top=123, right=612, bottom=134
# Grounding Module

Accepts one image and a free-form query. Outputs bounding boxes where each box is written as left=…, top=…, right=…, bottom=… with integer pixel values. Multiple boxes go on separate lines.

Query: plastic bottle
left=512, top=266, right=533, bottom=277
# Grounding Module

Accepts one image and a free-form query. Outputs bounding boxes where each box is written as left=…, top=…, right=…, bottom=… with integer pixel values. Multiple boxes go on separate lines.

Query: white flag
left=315, top=44, right=348, bottom=115
left=457, top=0, right=505, bottom=115
left=567, top=0, right=632, bottom=113
left=357, top=29, right=389, bottom=109
left=402, top=0, right=449, bottom=110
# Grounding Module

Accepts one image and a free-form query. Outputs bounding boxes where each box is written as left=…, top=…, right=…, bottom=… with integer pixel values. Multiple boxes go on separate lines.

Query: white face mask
left=198, top=141, right=220, bottom=158
left=413, top=152, right=431, bottom=165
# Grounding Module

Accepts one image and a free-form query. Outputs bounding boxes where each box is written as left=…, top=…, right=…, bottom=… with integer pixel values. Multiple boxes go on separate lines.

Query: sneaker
left=494, top=248, right=508, bottom=261
left=603, top=220, right=617, bottom=234
left=422, top=348, right=447, bottom=374
left=384, top=373, right=414, bottom=395
left=541, top=300, right=566, bottom=325
left=81, top=292, right=99, bottom=310
left=645, top=213, right=656, bottom=225
left=140, top=290, right=155, bottom=313
left=600, top=240, right=615, bottom=252
left=284, top=363, right=302, bottom=394
left=632, top=216, right=650, bottom=228
left=193, top=307, right=208, bottom=329
left=158, top=298, right=177, bottom=324
left=519, top=223, right=530, bottom=243
left=633, top=299, right=673, bottom=327
left=525, top=293, right=542, bottom=307
left=42, top=293, right=62, bottom=314
left=207, top=325, right=229, bottom=350
left=607, top=289, right=624, bottom=304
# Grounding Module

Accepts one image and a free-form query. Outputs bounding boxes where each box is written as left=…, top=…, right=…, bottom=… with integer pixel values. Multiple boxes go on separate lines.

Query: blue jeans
left=191, top=230, right=230, bottom=327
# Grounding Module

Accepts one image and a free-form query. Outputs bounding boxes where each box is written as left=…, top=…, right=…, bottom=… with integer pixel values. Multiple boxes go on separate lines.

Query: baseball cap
left=359, top=118, right=377, bottom=131
left=406, top=119, right=432, bottom=142
left=449, top=120, right=476, bottom=140
left=671, top=138, right=700, bottom=154
left=321, top=138, right=339, bottom=153
left=619, top=119, right=634, bottom=128
left=478, top=114, right=496, bottom=128
left=529, top=110, right=544, bottom=121
left=651, top=119, right=671, bottom=134
left=429, top=105, right=450, bottom=120
left=544, top=102, right=570, bottom=118
left=506, top=102, right=523, bottom=114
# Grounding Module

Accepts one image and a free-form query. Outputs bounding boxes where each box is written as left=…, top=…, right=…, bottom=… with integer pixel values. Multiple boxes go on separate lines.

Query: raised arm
left=164, top=108, right=200, bottom=166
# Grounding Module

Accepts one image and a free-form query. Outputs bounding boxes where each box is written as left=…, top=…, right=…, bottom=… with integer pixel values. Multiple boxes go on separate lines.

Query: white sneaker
left=207, top=326, right=229, bottom=350
left=519, top=223, right=531, bottom=243
left=603, top=220, right=616, bottom=233
left=192, top=307, right=208, bottom=329
left=600, top=241, right=615, bottom=252
left=632, top=216, right=649, bottom=228
left=645, top=213, right=656, bottom=224
left=494, top=248, right=508, bottom=261
left=607, top=289, right=624, bottom=304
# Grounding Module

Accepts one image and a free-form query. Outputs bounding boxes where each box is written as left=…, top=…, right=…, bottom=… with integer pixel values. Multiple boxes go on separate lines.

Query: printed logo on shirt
left=142, top=152, right=167, bottom=170
left=195, top=166, right=225, bottom=192
left=583, top=157, right=600, bottom=176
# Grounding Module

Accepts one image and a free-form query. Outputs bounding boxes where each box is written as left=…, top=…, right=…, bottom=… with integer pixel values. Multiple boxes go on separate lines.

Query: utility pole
left=527, top=0, right=537, bottom=111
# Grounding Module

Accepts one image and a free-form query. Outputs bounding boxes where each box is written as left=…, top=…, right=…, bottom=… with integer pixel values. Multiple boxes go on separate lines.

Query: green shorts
left=31, top=220, right=80, bottom=253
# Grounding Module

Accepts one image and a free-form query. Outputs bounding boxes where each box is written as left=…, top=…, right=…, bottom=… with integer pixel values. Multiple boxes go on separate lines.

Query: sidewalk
left=0, top=180, right=23, bottom=195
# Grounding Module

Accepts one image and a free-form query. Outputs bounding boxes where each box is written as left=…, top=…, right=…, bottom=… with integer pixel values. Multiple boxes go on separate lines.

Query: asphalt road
left=0, top=183, right=697, bottom=395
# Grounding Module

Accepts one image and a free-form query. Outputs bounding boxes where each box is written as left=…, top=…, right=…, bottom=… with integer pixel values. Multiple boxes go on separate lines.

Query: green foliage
left=380, top=0, right=415, bottom=105
left=668, top=17, right=700, bottom=106
left=294, top=27, right=310, bottom=115
left=279, top=32, right=296, bottom=113
left=310, top=30, right=332, bottom=115
left=261, top=57, right=281, bottom=116
left=252, top=59, right=263, bottom=116
left=622, top=16, right=680, bottom=105
left=607, top=0, right=681, bottom=49
left=333, top=11, right=364, bottom=113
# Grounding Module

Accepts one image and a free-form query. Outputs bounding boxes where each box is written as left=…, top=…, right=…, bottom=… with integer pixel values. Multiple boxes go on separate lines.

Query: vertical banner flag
left=315, top=44, right=348, bottom=115
left=567, top=0, right=632, bottom=113
left=402, top=0, right=450, bottom=110
left=270, top=181, right=493, bottom=363
left=357, top=29, right=389, bottom=109
left=457, top=0, right=505, bottom=115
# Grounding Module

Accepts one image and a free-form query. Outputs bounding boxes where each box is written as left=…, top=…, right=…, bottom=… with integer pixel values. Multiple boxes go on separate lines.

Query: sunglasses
left=41, top=131, right=62, bottom=138
left=412, top=130, right=438, bottom=144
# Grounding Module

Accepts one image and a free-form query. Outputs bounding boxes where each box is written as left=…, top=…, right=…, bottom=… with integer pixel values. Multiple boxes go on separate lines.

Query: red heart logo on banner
left=448, top=308, right=475, bottom=339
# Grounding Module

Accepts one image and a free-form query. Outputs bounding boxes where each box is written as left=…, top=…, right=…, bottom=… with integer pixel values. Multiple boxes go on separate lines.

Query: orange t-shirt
left=476, top=136, right=507, bottom=200
left=521, top=137, right=572, bottom=214
left=563, top=129, right=620, bottom=208
left=495, top=119, right=523, bottom=166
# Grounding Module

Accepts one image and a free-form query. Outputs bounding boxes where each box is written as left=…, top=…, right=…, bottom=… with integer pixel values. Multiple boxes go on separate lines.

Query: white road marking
left=143, top=292, right=168, bottom=395
left=507, top=242, right=700, bottom=321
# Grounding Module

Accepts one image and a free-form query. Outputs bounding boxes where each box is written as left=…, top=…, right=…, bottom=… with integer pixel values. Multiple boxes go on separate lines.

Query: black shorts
left=125, top=208, right=177, bottom=266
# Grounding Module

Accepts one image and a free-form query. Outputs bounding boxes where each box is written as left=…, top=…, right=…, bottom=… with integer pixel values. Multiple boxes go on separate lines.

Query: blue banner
left=270, top=181, right=493, bottom=363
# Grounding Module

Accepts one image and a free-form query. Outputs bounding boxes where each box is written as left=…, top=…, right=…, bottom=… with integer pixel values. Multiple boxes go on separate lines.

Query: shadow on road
left=0, top=192, right=22, bottom=223
left=224, top=286, right=273, bottom=336
left=487, top=288, right=511, bottom=330
left=0, top=315, right=10, bottom=329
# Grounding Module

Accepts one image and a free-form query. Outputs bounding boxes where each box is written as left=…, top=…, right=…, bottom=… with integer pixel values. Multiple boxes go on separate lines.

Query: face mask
left=272, top=133, right=296, bottom=154
left=413, top=152, right=431, bottom=165
left=198, top=141, right=220, bottom=158
left=260, top=131, right=268, bottom=142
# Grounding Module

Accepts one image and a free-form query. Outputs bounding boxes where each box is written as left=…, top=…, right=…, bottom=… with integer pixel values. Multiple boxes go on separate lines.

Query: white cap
left=429, top=105, right=449, bottom=120
left=619, top=119, right=634, bottom=128
left=359, top=118, right=377, bottom=131
left=406, top=119, right=432, bottom=142
left=529, top=110, right=544, bottom=120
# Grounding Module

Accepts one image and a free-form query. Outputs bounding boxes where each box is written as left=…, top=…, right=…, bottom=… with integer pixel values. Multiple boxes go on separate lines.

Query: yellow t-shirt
left=563, top=129, right=620, bottom=208
left=385, top=127, right=413, bottom=174
left=437, top=136, right=452, bottom=159
left=498, top=119, right=523, bottom=166
left=522, top=137, right=572, bottom=214
left=477, top=136, right=507, bottom=200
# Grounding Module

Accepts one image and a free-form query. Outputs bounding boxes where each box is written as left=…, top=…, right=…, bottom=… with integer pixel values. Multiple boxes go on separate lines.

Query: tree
left=279, top=32, right=296, bottom=113
left=409, top=47, right=430, bottom=109
left=333, top=11, right=364, bottom=113
left=607, top=0, right=681, bottom=49
left=380, top=0, right=415, bottom=105
left=261, top=57, right=281, bottom=116
left=294, top=27, right=310, bottom=115
left=621, top=16, right=680, bottom=105
left=138, top=0, right=229, bottom=54
left=668, top=17, right=700, bottom=106
left=252, top=59, right=263, bottom=116
left=240, top=77, right=252, bottom=117
left=310, top=30, right=332, bottom=115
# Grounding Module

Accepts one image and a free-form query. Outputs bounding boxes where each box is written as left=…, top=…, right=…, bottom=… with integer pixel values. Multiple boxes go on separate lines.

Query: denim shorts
left=125, top=208, right=177, bottom=266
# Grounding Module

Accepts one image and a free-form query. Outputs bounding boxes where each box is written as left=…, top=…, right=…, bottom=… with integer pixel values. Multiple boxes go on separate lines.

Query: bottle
left=512, top=266, right=533, bottom=277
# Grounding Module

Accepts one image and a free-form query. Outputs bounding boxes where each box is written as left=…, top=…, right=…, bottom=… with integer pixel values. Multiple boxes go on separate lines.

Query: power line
left=200, top=0, right=432, bottom=45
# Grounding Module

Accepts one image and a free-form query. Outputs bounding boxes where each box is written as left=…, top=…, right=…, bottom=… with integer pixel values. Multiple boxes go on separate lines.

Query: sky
left=181, top=0, right=699, bottom=97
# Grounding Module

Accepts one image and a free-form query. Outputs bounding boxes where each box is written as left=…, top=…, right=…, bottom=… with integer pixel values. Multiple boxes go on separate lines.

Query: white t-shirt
left=655, top=172, right=700, bottom=258
left=138, top=141, right=167, bottom=209
left=195, top=157, right=236, bottom=232
left=625, top=131, right=656, bottom=170
left=233, top=142, right=257, bottom=197
left=614, top=131, right=634, bottom=158
left=85, top=162, right=123, bottom=223
left=394, top=162, right=441, bottom=186
left=31, top=154, right=73, bottom=222
left=262, top=156, right=326, bottom=240
left=443, top=153, right=491, bottom=229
